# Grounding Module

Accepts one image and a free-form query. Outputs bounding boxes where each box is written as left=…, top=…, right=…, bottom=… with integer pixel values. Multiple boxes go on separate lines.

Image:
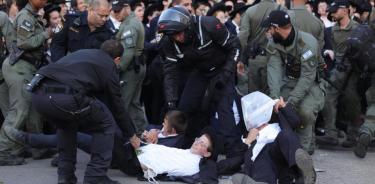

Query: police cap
left=261, top=10, right=291, bottom=28
left=328, top=0, right=349, bottom=13
left=111, top=0, right=130, bottom=12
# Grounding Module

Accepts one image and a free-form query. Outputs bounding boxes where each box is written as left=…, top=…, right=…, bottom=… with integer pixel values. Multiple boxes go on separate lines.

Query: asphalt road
left=0, top=147, right=374, bottom=184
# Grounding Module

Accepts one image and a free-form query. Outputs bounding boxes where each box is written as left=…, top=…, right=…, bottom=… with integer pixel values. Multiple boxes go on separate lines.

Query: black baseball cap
left=111, top=0, right=130, bottom=12
left=328, top=0, right=349, bottom=13
left=261, top=10, right=291, bottom=28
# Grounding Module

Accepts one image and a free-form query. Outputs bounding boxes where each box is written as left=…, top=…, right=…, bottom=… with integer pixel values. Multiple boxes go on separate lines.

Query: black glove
left=212, top=70, right=232, bottom=90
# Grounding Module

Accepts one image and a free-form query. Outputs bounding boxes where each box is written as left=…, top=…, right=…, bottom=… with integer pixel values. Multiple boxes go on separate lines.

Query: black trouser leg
left=178, top=71, right=209, bottom=142
left=57, top=125, right=78, bottom=178
left=84, top=132, right=114, bottom=177
left=84, top=100, right=116, bottom=177
left=215, top=77, right=240, bottom=153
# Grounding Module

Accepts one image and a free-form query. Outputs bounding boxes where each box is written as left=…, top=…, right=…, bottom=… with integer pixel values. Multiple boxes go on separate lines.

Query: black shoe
left=3, top=126, right=27, bottom=145
left=83, top=176, right=121, bottom=184
left=58, top=175, right=77, bottom=184
left=51, top=156, right=59, bottom=167
left=0, top=154, right=26, bottom=166
left=295, top=148, right=316, bottom=184
left=316, top=135, right=339, bottom=146
left=354, top=133, right=371, bottom=158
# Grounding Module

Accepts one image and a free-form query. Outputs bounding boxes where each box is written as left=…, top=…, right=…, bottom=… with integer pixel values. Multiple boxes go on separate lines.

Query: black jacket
left=50, top=11, right=116, bottom=62
left=159, top=16, right=241, bottom=102
left=216, top=104, right=301, bottom=176
left=38, top=49, right=135, bottom=136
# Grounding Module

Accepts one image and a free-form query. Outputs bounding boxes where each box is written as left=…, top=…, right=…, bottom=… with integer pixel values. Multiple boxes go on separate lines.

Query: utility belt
left=20, top=52, right=43, bottom=68
left=41, top=84, right=77, bottom=95
left=40, top=79, right=92, bottom=116
left=8, top=42, right=43, bottom=68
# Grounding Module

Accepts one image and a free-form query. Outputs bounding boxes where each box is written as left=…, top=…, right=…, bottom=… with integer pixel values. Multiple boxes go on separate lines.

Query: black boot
left=3, top=126, right=27, bottom=145
left=0, top=154, right=26, bottom=166
left=295, top=149, right=316, bottom=184
left=354, top=133, right=371, bottom=158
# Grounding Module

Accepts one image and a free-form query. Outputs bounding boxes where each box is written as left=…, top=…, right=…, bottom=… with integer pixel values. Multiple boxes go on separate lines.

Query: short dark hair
left=16, top=0, right=27, bottom=10
left=100, top=39, right=124, bottom=59
left=202, top=134, right=214, bottom=156
left=165, top=110, right=187, bottom=134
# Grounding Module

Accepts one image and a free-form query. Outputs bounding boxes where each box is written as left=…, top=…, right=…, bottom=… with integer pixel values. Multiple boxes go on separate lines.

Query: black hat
left=206, top=2, right=231, bottom=16
left=261, top=10, right=291, bottom=28
left=229, top=3, right=250, bottom=19
left=44, top=3, right=61, bottom=16
left=111, top=0, right=130, bottom=12
left=327, top=0, right=349, bottom=13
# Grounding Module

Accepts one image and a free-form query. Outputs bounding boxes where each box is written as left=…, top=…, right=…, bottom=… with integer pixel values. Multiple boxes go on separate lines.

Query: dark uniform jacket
left=159, top=16, right=241, bottom=102
left=50, top=11, right=115, bottom=62
left=225, top=20, right=238, bottom=36
left=37, top=49, right=135, bottom=136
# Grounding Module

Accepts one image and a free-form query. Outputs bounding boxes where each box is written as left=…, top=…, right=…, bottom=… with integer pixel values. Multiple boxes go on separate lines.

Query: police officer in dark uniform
left=29, top=40, right=140, bottom=184
left=157, top=6, right=241, bottom=153
left=50, top=0, right=115, bottom=62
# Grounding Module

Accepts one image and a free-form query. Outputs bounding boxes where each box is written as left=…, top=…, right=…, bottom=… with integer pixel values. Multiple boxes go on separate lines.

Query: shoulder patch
left=123, top=30, right=132, bottom=37
left=302, top=50, right=313, bottom=61
left=20, top=20, right=33, bottom=32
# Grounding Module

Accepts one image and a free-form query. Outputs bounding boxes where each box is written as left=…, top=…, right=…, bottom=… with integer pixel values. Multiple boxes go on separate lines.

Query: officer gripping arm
left=204, top=17, right=241, bottom=75
left=16, top=13, right=51, bottom=50
left=159, top=37, right=180, bottom=107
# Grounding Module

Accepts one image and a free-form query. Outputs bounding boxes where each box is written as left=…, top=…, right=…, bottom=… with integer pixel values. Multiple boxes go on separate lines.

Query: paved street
left=0, top=147, right=374, bottom=184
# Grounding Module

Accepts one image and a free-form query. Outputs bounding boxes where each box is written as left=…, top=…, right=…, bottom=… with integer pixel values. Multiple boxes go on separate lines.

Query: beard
left=272, top=32, right=284, bottom=44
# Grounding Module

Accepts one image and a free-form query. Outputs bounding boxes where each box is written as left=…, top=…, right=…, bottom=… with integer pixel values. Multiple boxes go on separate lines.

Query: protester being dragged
left=237, top=91, right=316, bottom=184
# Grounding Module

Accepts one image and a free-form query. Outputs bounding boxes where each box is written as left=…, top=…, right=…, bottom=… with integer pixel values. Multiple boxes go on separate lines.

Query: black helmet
left=158, top=6, right=191, bottom=35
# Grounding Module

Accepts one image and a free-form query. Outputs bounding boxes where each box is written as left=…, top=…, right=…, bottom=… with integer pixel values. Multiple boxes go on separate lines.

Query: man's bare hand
left=245, top=128, right=259, bottom=145
left=130, top=134, right=141, bottom=149
left=142, top=129, right=159, bottom=144
left=274, top=97, right=286, bottom=113
left=237, top=62, right=246, bottom=76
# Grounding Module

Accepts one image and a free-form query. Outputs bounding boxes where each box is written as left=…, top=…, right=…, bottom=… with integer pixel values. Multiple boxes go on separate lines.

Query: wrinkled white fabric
left=251, top=123, right=281, bottom=161
left=241, top=91, right=279, bottom=130
left=137, top=144, right=202, bottom=177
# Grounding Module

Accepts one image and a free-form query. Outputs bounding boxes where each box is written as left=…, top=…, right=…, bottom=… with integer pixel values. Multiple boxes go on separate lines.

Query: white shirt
left=138, top=144, right=202, bottom=177
left=320, top=16, right=335, bottom=28
left=109, top=16, right=121, bottom=30
left=251, top=123, right=281, bottom=161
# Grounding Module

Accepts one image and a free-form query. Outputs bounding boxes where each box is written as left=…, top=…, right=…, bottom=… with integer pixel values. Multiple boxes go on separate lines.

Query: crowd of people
left=0, top=0, right=374, bottom=184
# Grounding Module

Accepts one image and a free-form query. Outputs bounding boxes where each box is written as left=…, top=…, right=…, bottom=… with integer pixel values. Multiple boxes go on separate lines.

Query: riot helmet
left=157, top=6, right=191, bottom=35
